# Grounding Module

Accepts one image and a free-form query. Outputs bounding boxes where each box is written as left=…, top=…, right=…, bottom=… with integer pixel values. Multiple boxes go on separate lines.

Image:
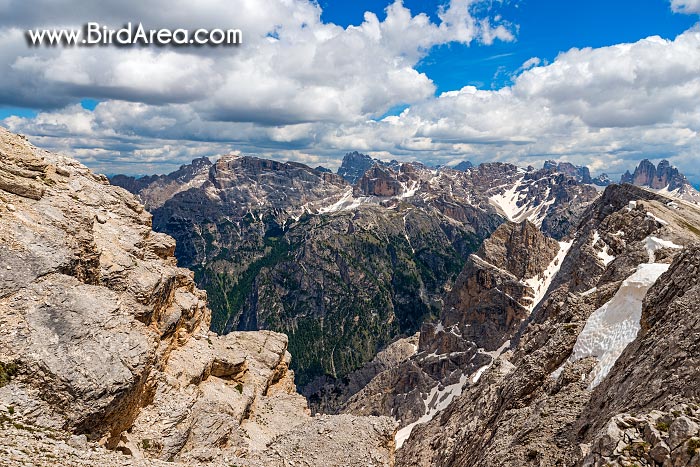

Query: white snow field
left=567, top=263, right=670, bottom=388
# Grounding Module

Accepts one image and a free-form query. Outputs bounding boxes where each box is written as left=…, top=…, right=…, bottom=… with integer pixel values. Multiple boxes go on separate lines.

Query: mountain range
left=110, top=152, right=699, bottom=389
left=111, top=152, right=604, bottom=389
left=2, top=130, right=700, bottom=467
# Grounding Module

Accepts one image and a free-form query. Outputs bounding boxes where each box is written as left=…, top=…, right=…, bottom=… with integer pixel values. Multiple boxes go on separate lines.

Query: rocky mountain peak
left=211, top=154, right=347, bottom=189
left=544, top=159, right=593, bottom=184
left=453, top=160, right=473, bottom=171
left=189, top=156, right=212, bottom=169
left=337, top=151, right=381, bottom=184
left=436, top=220, right=561, bottom=353
left=542, top=159, right=611, bottom=187
left=110, top=155, right=212, bottom=210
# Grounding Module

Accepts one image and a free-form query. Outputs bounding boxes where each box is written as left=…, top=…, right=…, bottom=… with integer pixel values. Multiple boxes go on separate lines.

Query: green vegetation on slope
left=190, top=209, right=482, bottom=387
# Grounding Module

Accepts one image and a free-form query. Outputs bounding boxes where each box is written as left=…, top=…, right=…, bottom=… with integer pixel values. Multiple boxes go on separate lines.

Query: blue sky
left=1, top=0, right=699, bottom=180
left=321, top=0, right=697, bottom=92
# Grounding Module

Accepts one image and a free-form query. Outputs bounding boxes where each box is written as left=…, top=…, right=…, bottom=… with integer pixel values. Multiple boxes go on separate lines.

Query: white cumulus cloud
left=671, top=0, right=700, bottom=14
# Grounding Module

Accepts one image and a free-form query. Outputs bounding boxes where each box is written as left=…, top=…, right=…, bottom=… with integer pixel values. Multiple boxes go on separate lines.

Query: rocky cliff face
left=440, top=221, right=561, bottom=350
left=621, top=159, right=700, bottom=204
left=0, top=127, right=396, bottom=467
left=356, top=164, right=410, bottom=197
left=336, top=151, right=381, bottom=184
left=392, top=183, right=700, bottom=466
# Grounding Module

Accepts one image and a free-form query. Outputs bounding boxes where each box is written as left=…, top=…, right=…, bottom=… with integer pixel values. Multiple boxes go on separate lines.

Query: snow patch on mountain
left=489, top=178, right=555, bottom=227
left=524, top=241, right=572, bottom=311
left=395, top=373, right=469, bottom=449
left=318, top=187, right=372, bottom=213
left=592, top=230, right=615, bottom=266
left=565, top=262, right=670, bottom=388
left=489, top=178, right=525, bottom=221
left=400, top=180, right=420, bottom=199
left=645, top=236, right=682, bottom=263
left=656, top=184, right=700, bottom=205
left=395, top=337, right=512, bottom=449
left=646, top=212, right=668, bottom=226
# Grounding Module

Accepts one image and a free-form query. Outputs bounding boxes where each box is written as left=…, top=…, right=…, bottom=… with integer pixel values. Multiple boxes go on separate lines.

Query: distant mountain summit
left=543, top=160, right=611, bottom=187
left=622, top=159, right=687, bottom=190
left=337, top=151, right=382, bottom=184
left=453, top=161, right=473, bottom=171
left=110, top=156, right=212, bottom=210
left=621, top=159, right=700, bottom=204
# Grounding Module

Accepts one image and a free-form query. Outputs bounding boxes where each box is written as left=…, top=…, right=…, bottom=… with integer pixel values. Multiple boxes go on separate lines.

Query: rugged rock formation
left=305, top=333, right=420, bottom=415
left=336, top=151, right=381, bottom=184
left=392, top=183, right=700, bottom=466
left=6, top=123, right=698, bottom=467
left=575, top=244, right=700, bottom=466
left=0, top=127, right=396, bottom=467
left=543, top=160, right=612, bottom=187
left=621, top=159, right=700, bottom=204
left=110, top=156, right=212, bottom=210
left=622, top=159, right=681, bottom=190
left=356, top=164, right=409, bottom=197
left=439, top=221, right=561, bottom=350
left=489, top=168, right=600, bottom=239
left=580, top=405, right=700, bottom=466
left=544, top=160, right=595, bottom=184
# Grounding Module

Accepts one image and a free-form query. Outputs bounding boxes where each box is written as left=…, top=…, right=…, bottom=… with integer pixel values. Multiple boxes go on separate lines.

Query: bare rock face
left=0, top=127, right=396, bottom=467
left=0, top=128, right=186, bottom=446
left=620, top=159, right=685, bottom=190
left=436, top=221, right=559, bottom=353
left=355, top=163, right=414, bottom=197
left=394, top=184, right=700, bottom=466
